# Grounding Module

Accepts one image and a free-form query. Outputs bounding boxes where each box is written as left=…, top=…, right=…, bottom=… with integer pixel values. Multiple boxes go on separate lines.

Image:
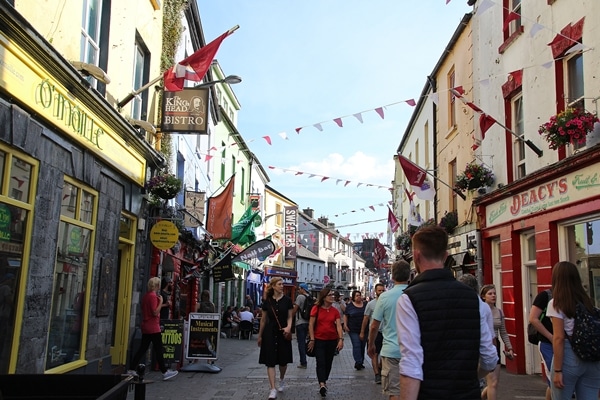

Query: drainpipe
left=426, top=76, right=439, bottom=222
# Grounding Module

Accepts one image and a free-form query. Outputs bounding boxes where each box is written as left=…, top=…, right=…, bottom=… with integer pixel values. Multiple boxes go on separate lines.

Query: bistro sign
left=161, top=88, right=209, bottom=133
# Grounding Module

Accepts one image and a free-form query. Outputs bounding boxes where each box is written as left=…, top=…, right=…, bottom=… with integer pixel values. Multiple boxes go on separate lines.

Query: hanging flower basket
left=455, top=162, right=494, bottom=193
left=439, top=210, right=458, bottom=234
left=538, top=107, right=599, bottom=150
left=145, top=173, right=182, bottom=200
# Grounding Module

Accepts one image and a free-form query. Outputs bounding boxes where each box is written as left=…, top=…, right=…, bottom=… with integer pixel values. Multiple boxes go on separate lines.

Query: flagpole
left=424, top=169, right=467, bottom=201
left=449, top=88, right=543, bottom=157
left=117, top=25, right=240, bottom=109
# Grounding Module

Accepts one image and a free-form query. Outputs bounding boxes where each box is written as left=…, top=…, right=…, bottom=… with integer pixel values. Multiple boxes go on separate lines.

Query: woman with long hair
left=307, top=288, right=344, bottom=397
left=344, top=290, right=366, bottom=370
left=546, top=261, right=600, bottom=399
left=480, top=284, right=515, bottom=400
left=257, top=277, right=294, bottom=400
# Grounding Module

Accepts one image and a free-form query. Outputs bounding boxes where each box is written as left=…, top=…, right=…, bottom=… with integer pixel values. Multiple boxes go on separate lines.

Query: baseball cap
left=299, top=283, right=309, bottom=291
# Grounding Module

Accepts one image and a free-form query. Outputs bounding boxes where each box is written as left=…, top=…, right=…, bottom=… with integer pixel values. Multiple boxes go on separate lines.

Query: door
left=521, top=232, right=541, bottom=375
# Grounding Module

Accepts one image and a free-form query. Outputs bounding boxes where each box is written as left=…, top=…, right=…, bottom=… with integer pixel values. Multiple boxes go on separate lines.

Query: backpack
left=569, top=302, right=600, bottom=362
left=527, top=289, right=552, bottom=345
left=299, top=294, right=315, bottom=321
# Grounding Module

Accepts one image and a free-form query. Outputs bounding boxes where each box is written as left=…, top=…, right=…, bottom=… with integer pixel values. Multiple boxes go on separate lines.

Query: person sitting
left=239, top=306, right=255, bottom=322
left=222, top=306, right=239, bottom=337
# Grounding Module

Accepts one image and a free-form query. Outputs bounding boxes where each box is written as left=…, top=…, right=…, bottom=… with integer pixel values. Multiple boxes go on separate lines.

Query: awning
left=327, top=256, right=336, bottom=263
left=340, top=261, right=350, bottom=268
left=445, top=252, right=473, bottom=269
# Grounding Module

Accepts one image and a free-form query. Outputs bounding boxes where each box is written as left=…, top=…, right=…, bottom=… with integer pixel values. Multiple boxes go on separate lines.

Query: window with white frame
left=448, top=69, right=456, bottom=128
left=508, top=0, right=522, bottom=36
left=80, top=0, right=102, bottom=87
left=566, top=52, right=586, bottom=151
left=513, top=94, right=526, bottom=179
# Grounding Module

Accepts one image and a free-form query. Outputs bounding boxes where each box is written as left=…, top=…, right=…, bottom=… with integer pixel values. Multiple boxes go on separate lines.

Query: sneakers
left=297, top=364, right=307, bottom=369
left=162, top=369, right=178, bottom=381
left=268, top=388, right=278, bottom=399
left=375, top=373, right=382, bottom=384
left=278, top=379, right=286, bottom=392
left=319, top=385, right=327, bottom=397
left=125, top=369, right=138, bottom=377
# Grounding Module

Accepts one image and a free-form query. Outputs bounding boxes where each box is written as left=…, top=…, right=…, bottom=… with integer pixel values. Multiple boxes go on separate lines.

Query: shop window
left=46, top=178, right=97, bottom=370
left=0, top=147, right=37, bottom=373
left=563, top=218, right=600, bottom=307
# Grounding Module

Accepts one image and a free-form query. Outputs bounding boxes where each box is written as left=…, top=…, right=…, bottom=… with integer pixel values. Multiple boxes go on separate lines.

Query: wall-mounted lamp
left=467, top=240, right=477, bottom=258
left=70, top=61, right=111, bottom=84
left=127, top=118, right=156, bottom=134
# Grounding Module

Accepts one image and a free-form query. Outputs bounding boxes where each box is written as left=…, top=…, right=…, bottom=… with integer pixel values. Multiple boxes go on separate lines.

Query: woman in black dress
left=258, top=276, right=294, bottom=400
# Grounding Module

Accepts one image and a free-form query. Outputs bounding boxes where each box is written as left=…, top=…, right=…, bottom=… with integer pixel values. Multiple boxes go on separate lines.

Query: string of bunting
left=265, top=165, right=391, bottom=190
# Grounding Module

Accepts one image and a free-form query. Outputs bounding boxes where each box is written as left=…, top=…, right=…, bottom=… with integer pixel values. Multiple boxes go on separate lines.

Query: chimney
left=318, top=216, right=328, bottom=226
left=303, top=208, right=314, bottom=218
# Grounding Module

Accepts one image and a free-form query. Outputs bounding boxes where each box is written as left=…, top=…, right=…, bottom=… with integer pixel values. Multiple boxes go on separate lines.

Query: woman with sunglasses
left=307, top=288, right=344, bottom=397
left=480, top=284, right=515, bottom=400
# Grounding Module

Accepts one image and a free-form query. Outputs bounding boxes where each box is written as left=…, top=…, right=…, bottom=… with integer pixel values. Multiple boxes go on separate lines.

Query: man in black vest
left=396, top=226, right=497, bottom=399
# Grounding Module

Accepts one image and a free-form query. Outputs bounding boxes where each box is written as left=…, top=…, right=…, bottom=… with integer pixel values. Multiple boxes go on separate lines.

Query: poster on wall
left=185, top=313, right=220, bottom=360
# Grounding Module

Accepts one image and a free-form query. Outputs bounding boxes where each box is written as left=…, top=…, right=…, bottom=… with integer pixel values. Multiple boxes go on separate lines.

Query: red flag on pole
left=388, top=207, right=399, bottom=233
left=398, top=155, right=435, bottom=201
left=164, top=28, right=234, bottom=91
left=205, top=175, right=235, bottom=239
left=479, top=114, right=497, bottom=140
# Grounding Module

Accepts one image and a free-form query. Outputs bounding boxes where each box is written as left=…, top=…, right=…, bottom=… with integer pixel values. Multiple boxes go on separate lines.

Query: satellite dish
left=127, top=118, right=157, bottom=134
left=70, top=61, right=111, bottom=84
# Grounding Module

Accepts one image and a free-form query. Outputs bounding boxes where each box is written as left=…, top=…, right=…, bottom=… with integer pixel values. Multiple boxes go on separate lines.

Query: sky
left=197, top=1, right=472, bottom=244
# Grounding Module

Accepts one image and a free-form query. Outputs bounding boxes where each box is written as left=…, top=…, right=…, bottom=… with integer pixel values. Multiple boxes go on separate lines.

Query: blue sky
left=198, top=1, right=471, bottom=243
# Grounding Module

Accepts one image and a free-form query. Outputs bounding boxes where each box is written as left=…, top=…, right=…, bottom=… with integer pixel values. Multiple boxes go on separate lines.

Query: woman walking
left=480, top=284, right=515, bottom=400
left=547, top=261, right=600, bottom=399
left=129, top=277, right=178, bottom=380
left=344, top=290, right=366, bottom=370
left=307, top=288, right=344, bottom=397
left=257, top=277, right=294, bottom=400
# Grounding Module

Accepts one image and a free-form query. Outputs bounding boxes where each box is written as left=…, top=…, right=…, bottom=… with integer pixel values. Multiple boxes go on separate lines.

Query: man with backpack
left=528, top=289, right=553, bottom=400
left=294, top=283, right=313, bottom=369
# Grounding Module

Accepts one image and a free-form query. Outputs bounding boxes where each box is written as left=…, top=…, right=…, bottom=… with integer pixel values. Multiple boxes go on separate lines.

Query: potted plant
left=455, top=162, right=494, bottom=193
left=439, top=210, right=458, bottom=234
left=145, top=173, right=182, bottom=200
left=538, top=107, right=599, bottom=150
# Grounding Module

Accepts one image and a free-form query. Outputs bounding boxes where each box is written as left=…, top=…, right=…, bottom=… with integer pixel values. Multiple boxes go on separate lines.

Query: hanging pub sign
left=161, top=88, right=209, bottom=133
left=232, top=238, right=275, bottom=264
left=184, top=190, right=205, bottom=228
left=284, top=206, right=297, bottom=260
left=249, top=194, right=261, bottom=212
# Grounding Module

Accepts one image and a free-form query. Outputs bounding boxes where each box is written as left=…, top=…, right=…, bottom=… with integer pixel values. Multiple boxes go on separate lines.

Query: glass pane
left=79, top=190, right=94, bottom=224
left=526, top=235, right=536, bottom=262
left=47, top=221, right=91, bottom=369
left=568, top=53, right=584, bottom=101
left=0, top=151, right=5, bottom=194
left=119, top=215, right=133, bottom=240
left=0, top=205, right=27, bottom=373
left=9, top=157, right=32, bottom=203
left=61, top=182, right=79, bottom=220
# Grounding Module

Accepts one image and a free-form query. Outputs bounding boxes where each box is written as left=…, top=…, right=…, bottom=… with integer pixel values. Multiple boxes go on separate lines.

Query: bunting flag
left=387, top=207, right=399, bottom=233
left=231, top=206, right=262, bottom=246
left=398, top=155, right=435, bottom=201
left=407, top=190, right=423, bottom=227
left=205, top=175, right=235, bottom=239
left=164, top=27, right=236, bottom=91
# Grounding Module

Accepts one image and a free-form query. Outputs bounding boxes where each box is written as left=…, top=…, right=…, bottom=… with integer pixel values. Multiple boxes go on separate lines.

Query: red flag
left=388, top=207, right=399, bottom=233
left=479, top=114, right=497, bottom=140
left=164, top=30, right=232, bottom=91
left=398, top=155, right=435, bottom=201
left=205, top=176, right=235, bottom=239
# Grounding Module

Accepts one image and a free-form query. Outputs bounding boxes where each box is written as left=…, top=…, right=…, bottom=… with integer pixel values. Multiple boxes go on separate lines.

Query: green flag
left=231, top=207, right=261, bottom=246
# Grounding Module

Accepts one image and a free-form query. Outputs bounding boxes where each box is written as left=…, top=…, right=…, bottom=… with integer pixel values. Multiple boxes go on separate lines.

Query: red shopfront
left=476, top=145, right=600, bottom=375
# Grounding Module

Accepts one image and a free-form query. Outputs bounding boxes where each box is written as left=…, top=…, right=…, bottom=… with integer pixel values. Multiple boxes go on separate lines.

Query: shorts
left=539, top=341, right=553, bottom=386
left=381, top=356, right=400, bottom=396
left=374, top=331, right=383, bottom=354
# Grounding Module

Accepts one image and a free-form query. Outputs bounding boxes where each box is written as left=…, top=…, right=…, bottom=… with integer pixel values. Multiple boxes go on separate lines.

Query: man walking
left=293, top=283, right=311, bottom=368
left=396, top=226, right=497, bottom=399
left=368, top=260, right=410, bottom=399
left=361, top=283, right=385, bottom=384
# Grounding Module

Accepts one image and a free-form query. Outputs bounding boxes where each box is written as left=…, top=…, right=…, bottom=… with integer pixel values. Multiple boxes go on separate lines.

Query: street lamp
left=195, top=75, right=242, bottom=89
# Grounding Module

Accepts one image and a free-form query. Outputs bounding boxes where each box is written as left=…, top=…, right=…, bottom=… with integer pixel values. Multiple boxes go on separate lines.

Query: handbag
left=270, top=300, right=292, bottom=341
left=306, top=307, right=319, bottom=357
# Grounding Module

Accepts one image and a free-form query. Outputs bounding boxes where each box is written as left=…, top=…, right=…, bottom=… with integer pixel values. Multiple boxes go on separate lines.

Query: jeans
left=295, top=323, right=308, bottom=366
left=315, top=339, right=337, bottom=384
left=551, top=339, right=600, bottom=400
left=130, top=332, right=167, bottom=374
left=538, top=341, right=553, bottom=386
left=348, top=331, right=366, bottom=365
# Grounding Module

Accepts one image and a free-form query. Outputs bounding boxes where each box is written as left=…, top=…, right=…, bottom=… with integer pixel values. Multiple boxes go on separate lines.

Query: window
left=231, top=156, right=236, bottom=193
left=563, top=218, right=600, bottom=307
left=240, top=167, right=245, bottom=204
left=0, top=148, right=37, bottom=373
left=448, top=69, right=456, bottom=128
left=275, top=204, right=282, bottom=226
left=80, top=0, right=102, bottom=88
left=449, top=159, right=457, bottom=212
left=513, top=95, right=526, bottom=179
left=566, top=52, right=585, bottom=150
left=220, top=142, right=226, bottom=183
left=46, top=178, right=97, bottom=370
left=508, top=0, right=522, bottom=36
left=131, top=37, right=150, bottom=129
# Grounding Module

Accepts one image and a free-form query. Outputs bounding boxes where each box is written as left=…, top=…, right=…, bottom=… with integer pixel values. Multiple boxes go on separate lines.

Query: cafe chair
left=238, top=320, right=253, bottom=340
